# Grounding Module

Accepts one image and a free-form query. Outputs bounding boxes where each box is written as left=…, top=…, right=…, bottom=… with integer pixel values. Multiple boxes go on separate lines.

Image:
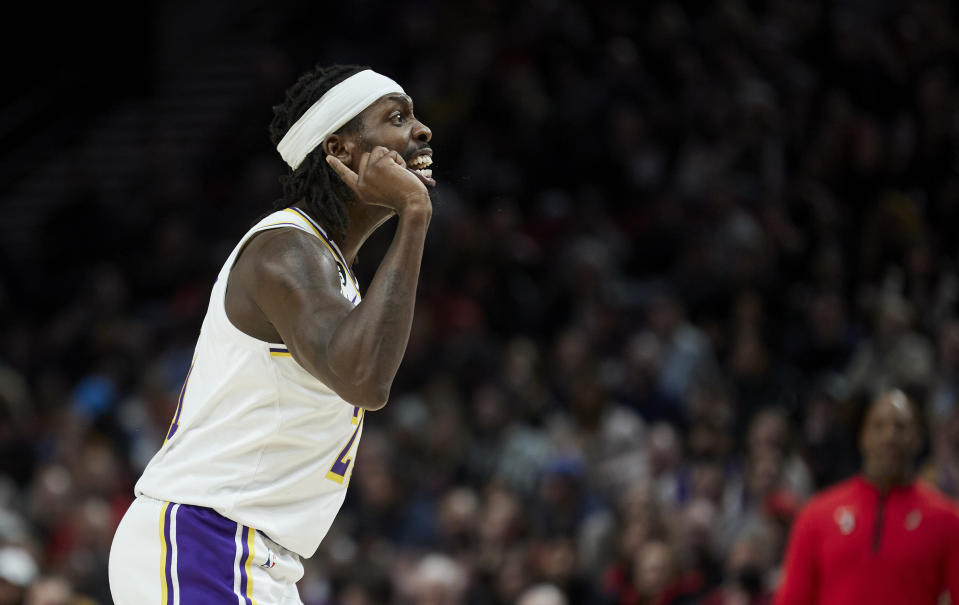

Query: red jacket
left=774, top=475, right=959, bottom=605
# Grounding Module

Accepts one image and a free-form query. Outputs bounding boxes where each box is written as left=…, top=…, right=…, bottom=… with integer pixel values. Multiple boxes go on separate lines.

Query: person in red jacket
left=774, top=388, right=959, bottom=604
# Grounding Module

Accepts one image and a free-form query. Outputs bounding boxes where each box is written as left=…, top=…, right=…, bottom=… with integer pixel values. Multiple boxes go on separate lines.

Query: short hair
left=411, top=553, right=467, bottom=596
left=518, top=583, right=568, bottom=605
left=854, top=385, right=926, bottom=438
left=268, top=63, right=370, bottom=242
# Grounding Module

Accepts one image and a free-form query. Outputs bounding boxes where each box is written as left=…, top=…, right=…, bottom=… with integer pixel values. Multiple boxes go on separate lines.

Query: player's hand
left=327, top=147, right=430, bottom=215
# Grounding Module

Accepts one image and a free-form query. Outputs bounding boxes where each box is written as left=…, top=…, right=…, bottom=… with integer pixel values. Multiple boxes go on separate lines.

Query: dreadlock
left=268, top=64, right=370, bottom=242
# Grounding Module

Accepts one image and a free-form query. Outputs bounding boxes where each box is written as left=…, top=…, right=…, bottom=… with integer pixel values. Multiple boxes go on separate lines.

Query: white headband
left=276, top=69, right=405, bottom=169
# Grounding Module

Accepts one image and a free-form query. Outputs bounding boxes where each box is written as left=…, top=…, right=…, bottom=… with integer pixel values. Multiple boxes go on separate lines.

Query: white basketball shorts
left=109, top=495, right=305, bottom=604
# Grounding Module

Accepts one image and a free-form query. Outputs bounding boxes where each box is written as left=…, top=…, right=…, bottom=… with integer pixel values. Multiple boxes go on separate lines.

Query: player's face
left=353, top=93, right=435, bottom=188
left=859, top=391, right=921, bottom=485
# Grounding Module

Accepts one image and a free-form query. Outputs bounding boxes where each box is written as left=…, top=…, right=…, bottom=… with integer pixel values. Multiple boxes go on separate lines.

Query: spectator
left=841, top=291, right=934, bottom=401
left=919, top=404, right=959, bottom=500
left=644, top=291, right=721, bottom=413
left=517, top=583, right=568, bottom=605
left=700, top=522, right=776, bottom=605
left=0, top=545, right=37, bottom=605
left=407, top=553, right=468, bottom=605
left=631, top=538, right=704, bottom=605
left=929, top=316, right=959, bottom=421
left=745, top=407, right=813, bottom=503
left=24, top=576, right=76, bottom=605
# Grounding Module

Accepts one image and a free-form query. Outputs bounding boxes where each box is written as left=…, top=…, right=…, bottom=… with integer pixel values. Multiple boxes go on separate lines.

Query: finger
left=369, top=146, right=389, bottom=162
left=386, top=150, right=406, bottom=167
left=325, top=156, right=359, bottom=190
left=355, top=151, right=372, bottom=185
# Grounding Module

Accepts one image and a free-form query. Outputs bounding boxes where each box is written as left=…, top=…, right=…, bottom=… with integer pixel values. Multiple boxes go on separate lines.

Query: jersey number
left=326, top=406, right=364, bottom=484
left=164, top=363, right=195, bottom=444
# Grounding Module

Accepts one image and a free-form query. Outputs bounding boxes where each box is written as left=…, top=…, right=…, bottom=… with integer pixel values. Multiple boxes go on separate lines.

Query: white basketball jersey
left=135, top=207, right=364, bottom=558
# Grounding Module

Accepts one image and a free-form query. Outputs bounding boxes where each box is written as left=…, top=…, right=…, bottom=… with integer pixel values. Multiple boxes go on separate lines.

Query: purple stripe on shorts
left=172, top=504, right=244, bottom=603
left=239, top=527, right=252, bottom=605
left=162, top=504, right=174, bottom=605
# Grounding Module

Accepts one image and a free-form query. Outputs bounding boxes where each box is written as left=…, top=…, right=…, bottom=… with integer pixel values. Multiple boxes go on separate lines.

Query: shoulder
left=231, top=226, right=343, bottom=306
left=811, top=477, right=858, bottom=507
left=242, top=227, right=338, bottom=276
left=914, top=480, right=959, bottom=520
left=796, top=478, right=858, bottom=519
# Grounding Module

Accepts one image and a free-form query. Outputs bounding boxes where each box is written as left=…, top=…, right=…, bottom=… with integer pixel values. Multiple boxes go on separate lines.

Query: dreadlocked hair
left=268, top=64, right=370, bottom=242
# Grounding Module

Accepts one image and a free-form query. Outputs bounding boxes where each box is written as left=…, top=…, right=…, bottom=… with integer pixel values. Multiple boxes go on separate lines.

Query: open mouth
left=407, top=154, right=435, bottom=185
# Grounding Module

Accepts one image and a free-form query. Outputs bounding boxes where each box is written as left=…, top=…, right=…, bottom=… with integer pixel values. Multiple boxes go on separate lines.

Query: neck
left=862, top=470, right=911, bottom=492
left=337, top=205, right=396, bottom=265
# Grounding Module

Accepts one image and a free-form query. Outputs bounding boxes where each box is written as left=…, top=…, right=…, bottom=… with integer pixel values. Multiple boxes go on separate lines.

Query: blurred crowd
left=2, top=0, right=959, bottom=603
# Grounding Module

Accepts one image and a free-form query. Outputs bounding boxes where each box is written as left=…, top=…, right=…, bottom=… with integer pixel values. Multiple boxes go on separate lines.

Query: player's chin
left=408, top=167, right=436, bottom=188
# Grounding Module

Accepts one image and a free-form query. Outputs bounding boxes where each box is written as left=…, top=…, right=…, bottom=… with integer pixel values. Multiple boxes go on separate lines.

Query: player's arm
left=251, top=147, right=430, bottom=410
left=773, top=507, right=820, bottom=605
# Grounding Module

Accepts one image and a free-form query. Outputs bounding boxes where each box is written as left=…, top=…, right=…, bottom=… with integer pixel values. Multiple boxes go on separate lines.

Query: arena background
left=1, top=0, right=958, bottom=603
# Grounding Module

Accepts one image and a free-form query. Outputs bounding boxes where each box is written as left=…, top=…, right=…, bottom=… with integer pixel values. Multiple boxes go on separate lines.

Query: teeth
left=409, top=155, right=432, bottom=168
left=413, top=168, right=433, bottom=178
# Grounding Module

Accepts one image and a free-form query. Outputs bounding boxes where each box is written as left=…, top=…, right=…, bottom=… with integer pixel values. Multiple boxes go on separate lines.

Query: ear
left=323, top=134, right=356, bottom=167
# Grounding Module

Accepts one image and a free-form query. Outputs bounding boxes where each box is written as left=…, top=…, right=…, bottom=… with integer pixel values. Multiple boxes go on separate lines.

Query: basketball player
left=108, top=64, right=435, bottom=604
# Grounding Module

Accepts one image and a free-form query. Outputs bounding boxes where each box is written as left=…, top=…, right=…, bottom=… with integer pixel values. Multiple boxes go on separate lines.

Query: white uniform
left=110, top=208, right=363, bottom=604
